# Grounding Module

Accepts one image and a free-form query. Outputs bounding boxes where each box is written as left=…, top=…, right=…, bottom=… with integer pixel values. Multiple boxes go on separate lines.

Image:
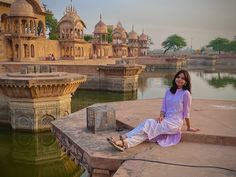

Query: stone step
left=113, top=142, right=236, bottom=177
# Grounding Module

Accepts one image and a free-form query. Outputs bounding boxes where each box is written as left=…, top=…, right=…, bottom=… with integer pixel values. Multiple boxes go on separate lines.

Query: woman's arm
left=157, top=90, right=168, bottom=122
left=185, top=118, right=200, bottom=132
left=183, top=91, right=200, bottom=132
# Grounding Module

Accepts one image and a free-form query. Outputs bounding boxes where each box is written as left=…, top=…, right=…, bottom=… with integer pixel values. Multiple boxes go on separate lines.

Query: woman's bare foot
left=187, top=127, right=200, bottom=132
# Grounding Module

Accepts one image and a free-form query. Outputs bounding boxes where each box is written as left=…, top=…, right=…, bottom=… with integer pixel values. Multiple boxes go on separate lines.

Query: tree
left=107, top=28, right=113, bottom=43
left=228, top=41, right=236, bottom=53
left=45, top=9, right=59, bottom=40
left=161, top=34, right=186, bottom=54
left=207, top=37, right=229, bottom=54
left=84, top=34, right=93, bottom=42
left=147, top=37, right=154, bottom=46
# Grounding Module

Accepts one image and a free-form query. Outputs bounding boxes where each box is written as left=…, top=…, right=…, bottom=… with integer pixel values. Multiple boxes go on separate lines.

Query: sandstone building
left=0, top=0, right=149, bottom=62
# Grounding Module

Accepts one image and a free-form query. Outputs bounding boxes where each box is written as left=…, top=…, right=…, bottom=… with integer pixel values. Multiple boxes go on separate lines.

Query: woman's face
left=175, top=73, right=186, bottom=88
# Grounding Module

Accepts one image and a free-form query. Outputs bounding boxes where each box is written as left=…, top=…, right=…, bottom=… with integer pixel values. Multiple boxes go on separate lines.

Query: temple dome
left=128, top=27, right=138, bottom=40
left=59, top=5, right=86, bottom=29
left=112, top=21, right=127, bottom=39
left=9, top=0, right=35, bottom=17
left=139, top=32, right=148, bottom=41
left=94, top=16, right=107, bottom=34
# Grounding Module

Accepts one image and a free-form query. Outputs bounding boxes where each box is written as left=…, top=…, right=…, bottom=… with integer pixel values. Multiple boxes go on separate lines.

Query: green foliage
left=227, top=41, right=236, bottom=52
left=207, top=37, right=229, bottom=54
left=84, top=34, right=93, bottom=42
left=45, top=10, right=59, bottom=40
left=147, top=37, right=154, bottom=46
left=107, top=28, right=113, bottom=43
left=207, top=75, right=236, bottom=88
left=161, top=34, right=187, bottom=54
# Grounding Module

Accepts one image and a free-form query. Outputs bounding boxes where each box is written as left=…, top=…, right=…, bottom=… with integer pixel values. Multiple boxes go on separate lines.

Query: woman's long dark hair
left=170, top=70, right=191, bottom=94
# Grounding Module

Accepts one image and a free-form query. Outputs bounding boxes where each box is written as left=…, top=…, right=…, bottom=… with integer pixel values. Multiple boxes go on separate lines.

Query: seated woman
left=107, top=69, right=200, bottom=151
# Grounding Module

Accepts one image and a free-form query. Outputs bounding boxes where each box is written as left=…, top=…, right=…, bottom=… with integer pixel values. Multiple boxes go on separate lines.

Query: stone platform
left=51, top=99, right=236, bottom=177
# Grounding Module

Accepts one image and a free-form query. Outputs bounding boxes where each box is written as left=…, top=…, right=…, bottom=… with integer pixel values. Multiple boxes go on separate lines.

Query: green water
left=72, top=69, right=236, bottom=111
left=0, top=126, right=83, bottom=177
left=0, top=69, right=236, bottom=177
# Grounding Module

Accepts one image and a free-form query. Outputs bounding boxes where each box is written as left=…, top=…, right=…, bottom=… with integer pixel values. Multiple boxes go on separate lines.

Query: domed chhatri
left=128, top=26, right=138, bottom=40
left=9, top=0, right=35, bottom=17
left=58, top=5, right=89, bottom=60
left=94, top=14, right=107, bottom=34
left=112, top=21, right=129, bottom=58
left=0, top=0, right=150, bottom=61
left=140, top=31, right=148, bottom=41
left=0, top=66, right=87, bottom=132
left=139, top=30, right=149, bottom=56
left=128, top=26, right=139, bottom=57
left=92, top=15, right=110, bottom=58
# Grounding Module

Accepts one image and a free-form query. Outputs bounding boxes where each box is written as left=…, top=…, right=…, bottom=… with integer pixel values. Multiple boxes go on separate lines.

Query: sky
left=41, top=0, right=236, bottom=50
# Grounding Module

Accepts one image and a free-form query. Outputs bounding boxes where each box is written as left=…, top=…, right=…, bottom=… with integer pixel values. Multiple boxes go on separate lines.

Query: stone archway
left=41, top=114, right=55, bottom=127
left=1, top=13, right=8, bottom=32
left=15, top=44, right=19, bottom=58
left=37, top=20, right=44, bottom=36
left=31, top=44, right=34, bottom=58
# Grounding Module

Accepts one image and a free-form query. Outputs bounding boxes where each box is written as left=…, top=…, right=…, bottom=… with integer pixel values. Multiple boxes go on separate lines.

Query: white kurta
left=126, top=88, right=191, bottom=147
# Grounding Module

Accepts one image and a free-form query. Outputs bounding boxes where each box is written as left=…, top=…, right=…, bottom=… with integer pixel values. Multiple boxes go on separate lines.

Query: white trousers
left=125, top=121, right=148, bottom=148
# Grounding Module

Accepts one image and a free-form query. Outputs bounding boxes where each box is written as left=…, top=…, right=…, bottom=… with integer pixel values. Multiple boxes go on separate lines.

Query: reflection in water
left=136, top=69, right=236, bottom=101
left=207, top=75, right=236, bottom=88
left=1, top=68, right=236, bottom=177
left=0, top=127, right=83, bottom=177
left=72, top=90, right=137, bottom=112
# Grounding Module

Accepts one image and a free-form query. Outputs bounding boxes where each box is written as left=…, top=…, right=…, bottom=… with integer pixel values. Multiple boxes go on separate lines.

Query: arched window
left=81, top=47, right=84, bottom=57
left=30, top=20, right=33, bottom=33
left=24, top=44, right=28, bottom=58
left=37, top=21, right=44, bottom=36
left=66, top=47, right=69, bottom=57
left=78, top=47, right=81, bottom=57
left=13, top=20, right=18, bottom=33
left=21, top=19, right=27, bottom=34
left=1, top=14, right=8, bottom=32
left=70, top=47, right=73, bottom=57
left=15, top=44, right=19, bottom=58
left=31, top=44, right=34, bottom=57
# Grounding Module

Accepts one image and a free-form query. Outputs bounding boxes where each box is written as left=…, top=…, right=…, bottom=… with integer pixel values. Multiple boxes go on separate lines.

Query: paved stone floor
left=52, top=99, right=236, bottom=177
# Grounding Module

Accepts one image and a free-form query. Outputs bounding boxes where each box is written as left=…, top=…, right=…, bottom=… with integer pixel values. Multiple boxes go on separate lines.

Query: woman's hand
left=187, top=127, right=200, bottom=132
left=157, top=116, right=164, bottom=123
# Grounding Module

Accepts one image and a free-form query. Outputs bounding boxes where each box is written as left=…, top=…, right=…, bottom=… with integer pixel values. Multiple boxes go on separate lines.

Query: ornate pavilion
left=0, top=0, right=149, bottom=61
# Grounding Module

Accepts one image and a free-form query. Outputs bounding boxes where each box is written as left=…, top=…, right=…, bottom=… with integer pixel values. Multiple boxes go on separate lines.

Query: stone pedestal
left=0, top=66, right=87, bottom=131
left=9, top=95, right=71, bottom=132
left=87, top=105, right=116, bottom=133
left=97, top=60, right=145, bottom=92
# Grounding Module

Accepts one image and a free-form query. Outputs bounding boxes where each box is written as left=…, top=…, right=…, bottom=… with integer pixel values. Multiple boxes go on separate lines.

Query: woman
left=107, top=70, right=200, bottom=151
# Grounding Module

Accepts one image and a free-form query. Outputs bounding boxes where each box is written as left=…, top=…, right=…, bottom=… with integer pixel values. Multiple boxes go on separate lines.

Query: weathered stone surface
left=27, top=65, right=35, bottom=73
left=87, top=105, right=116, bottom=133
left=113, top=143, right=236, bottom=177
left=40, top=65, right=50, bottom=73
left=51, top=99, right=236, bottom=177
left=2, top=62, right=144, bottom=92
left=0, top=71, right=87, bottom=131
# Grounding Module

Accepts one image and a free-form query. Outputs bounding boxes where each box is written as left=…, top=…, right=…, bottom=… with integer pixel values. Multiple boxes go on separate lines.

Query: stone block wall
left=36, top=38, right=61, bottom=60
left=0, top=89, right=10, bottom=124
